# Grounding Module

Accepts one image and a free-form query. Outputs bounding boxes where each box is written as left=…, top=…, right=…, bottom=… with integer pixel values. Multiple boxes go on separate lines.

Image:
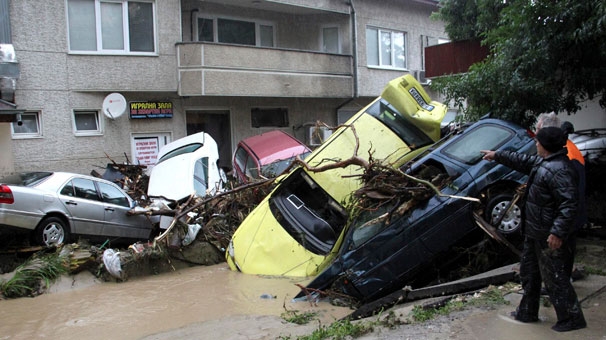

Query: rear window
left=157, top=143, right=202, bottom=164
left=442, top=124, right=513, bottom=164
left=366, top=99, right=434, bottom=149
left=0, top=172, right=53, bottom=187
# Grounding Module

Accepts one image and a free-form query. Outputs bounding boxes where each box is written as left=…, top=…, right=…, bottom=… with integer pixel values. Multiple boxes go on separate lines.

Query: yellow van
left=226, top=75, right=447, bottom=277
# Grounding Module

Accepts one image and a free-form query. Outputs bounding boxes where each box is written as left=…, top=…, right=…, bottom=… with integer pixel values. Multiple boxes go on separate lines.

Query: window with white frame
left=366, top=27, right=406, bottom=69
left=67, top=0, right=156, bottom=54
left=73, top=110, right=103, bottom=135
left=11, top=111, right=42, bottom=138
left=196, top=16, right=274, bottom=47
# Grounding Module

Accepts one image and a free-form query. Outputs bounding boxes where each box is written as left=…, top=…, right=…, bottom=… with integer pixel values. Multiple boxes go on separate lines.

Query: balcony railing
left=177, top=42, right=353, bottom=98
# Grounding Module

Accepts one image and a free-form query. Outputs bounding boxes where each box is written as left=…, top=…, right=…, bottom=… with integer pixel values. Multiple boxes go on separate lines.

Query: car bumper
left=0, top=207, right=43, bottom=231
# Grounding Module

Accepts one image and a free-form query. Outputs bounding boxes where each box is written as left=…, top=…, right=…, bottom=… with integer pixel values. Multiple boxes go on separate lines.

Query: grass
left=281, top=310, right=319, bottom=325
left=279, top=285, right=513, bottom=340
left=410, top=285, right=509, bottom=322
left=0, top=252, right=67, bottom=298
left=584, top=265, right=606, bottom=276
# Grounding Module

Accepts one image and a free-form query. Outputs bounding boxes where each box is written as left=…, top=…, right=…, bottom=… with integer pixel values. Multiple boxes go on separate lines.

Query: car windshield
left=0, top=172, right=53, bottom=186
left=366, top=99, right=434, bottom=150
left=260, top=151, right=311, bottom=178
left=269, top=168, right=348, bottom=255
left=157, top=143, right=202, bottom=164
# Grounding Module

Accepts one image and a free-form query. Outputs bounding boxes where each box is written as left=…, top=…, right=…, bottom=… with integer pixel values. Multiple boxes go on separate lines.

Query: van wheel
left=485, top=194, right=523, bottom=235
left=35, top=217, right=70, bottom=247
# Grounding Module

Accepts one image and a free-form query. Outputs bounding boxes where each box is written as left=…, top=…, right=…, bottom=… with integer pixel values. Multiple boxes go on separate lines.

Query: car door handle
left=65, top=200, right=77, bottom=205
left=105, top=207, right=115, bottom=212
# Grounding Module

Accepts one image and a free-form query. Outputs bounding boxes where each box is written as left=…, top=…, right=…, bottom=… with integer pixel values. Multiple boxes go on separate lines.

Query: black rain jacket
left=494, top=148, right=578, bottom=241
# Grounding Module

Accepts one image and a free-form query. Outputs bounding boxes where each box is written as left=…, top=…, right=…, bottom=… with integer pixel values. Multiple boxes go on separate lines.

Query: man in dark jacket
left=480, top=126, right=586, bottom=332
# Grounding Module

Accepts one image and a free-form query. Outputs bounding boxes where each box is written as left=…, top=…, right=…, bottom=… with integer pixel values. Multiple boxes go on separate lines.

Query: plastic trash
left=102, top=249, right=123, bottom=279
left=182, top=223, right=202, bottom=246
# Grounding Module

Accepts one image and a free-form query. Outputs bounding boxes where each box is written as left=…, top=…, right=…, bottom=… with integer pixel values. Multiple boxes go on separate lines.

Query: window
left=442, top=124, right=514, bottom=164
left=366, top=27, right=406, bottom=69
left=67, top=0, right=156, bottom=54
left=251, top=108, right=288, bottom=128
left=196, top=16, right=274, bottom=47
left=97, top=181, right=129, bottom=207
left=70, top=178, right=100, bottom=201
left=193, top=157, right=209, bottom=196
left=322, top=27, right=339, bottom=53
left=11, top=111, right=41, bottom=138
left=366, top=99, right=434, bottom=150
left=73, top=110, right=103, bottom=135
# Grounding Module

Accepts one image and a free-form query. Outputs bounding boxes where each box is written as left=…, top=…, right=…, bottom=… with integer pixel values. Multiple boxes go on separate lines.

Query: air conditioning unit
left=307, top=126, right=332, bottom=147
left=415, top=70, right=431, bottom=85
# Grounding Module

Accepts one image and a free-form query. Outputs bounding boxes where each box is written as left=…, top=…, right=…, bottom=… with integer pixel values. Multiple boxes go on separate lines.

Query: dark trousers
left=516, top=236, right=585, bottom=323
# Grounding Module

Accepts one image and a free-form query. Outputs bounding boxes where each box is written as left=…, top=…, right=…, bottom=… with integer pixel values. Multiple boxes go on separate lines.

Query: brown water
left=0, top=263, right=351, bottom=339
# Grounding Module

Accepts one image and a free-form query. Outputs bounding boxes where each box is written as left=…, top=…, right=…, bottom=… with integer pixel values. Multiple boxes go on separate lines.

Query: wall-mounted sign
left=129, top=101, right=173, bottom=119
left=133, top=137, right=159, bottom=166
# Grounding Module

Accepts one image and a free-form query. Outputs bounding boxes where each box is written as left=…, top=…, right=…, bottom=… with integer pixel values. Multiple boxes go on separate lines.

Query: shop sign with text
left=130, top=101, right=173, bottom=119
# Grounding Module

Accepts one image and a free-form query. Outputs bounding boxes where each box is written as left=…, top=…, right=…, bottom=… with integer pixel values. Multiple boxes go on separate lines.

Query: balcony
left=177, top=42, right=353, bottom=98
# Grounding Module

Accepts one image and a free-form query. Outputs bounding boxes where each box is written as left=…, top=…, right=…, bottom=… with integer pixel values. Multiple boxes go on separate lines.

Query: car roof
left=7, top=171, right=122, bottom=191
left=239, top=130, right=310, bottom=165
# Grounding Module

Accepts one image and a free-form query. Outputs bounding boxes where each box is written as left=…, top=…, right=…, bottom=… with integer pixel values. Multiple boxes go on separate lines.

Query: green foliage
left=584, top=266, right=606, bottom=276
left=279, top=318, right=375, bottom=340
left=411, top=285, right=509, bottom=322
left=281, top=310, right=319, bottom=325
left=0, top=253, right=67, bottom=298
left=432, top=0, right=606, bottom=127
left=411, top=299, right=465, bottom=322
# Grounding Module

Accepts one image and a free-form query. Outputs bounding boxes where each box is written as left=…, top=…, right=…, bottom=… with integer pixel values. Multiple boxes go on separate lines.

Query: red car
left=233, top=130, right=311, bottom=183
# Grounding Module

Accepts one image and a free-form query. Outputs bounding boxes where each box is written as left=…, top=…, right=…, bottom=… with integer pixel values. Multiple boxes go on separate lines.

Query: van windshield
left=367, top=99, right=434, bottom=150
left=157, top=143, right=202, bottom=164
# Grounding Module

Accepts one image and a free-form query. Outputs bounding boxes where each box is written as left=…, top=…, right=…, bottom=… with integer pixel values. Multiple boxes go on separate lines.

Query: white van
left=147, top=132, right=226, bottom=202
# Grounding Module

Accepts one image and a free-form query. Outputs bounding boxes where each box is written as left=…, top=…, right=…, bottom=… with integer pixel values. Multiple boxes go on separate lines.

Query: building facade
left=0, top=0, right=448, bottom=176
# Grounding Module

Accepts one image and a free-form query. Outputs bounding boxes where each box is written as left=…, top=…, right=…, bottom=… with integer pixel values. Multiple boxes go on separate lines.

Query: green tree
left=431, top=0, right=606, bottom=127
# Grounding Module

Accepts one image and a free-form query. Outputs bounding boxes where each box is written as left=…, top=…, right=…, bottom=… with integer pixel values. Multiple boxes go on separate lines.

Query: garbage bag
left=103, top=249, right=123, bottom=279
left=182, top=223, right=202, bottom=246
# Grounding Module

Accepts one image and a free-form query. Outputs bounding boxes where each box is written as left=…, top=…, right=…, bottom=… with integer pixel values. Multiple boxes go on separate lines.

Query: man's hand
left=547, top=234, right=563, bottom=250
left=480, top=150, right=496, bottom=161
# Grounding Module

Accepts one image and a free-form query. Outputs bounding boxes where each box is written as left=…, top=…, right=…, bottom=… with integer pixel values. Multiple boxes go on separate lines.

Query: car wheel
left=485, top=194, right=523, bottom=235
left=35, top=217, right=70, bottom=247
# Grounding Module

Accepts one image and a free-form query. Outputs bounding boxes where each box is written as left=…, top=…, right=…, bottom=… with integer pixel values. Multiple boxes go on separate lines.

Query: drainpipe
left=337, top=0, right=359, bottom=112
left=349, top=0, right=358, bottom=99
left=190, top=9, right=199, bottom=41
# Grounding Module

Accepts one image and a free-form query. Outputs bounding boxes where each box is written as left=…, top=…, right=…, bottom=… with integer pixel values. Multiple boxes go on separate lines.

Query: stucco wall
left=354, top=0, right=445, bottom=96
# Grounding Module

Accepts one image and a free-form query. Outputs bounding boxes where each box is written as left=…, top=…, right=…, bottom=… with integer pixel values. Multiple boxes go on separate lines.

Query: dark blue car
left=296, top=118, right=537, bottom=303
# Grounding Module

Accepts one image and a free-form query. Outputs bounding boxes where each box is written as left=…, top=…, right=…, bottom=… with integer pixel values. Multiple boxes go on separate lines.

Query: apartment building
left=0, top=0, right=447, bottom=176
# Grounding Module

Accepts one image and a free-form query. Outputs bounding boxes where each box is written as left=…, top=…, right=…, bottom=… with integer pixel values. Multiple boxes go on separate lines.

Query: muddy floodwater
left=0, top=263, right=351, bottom=339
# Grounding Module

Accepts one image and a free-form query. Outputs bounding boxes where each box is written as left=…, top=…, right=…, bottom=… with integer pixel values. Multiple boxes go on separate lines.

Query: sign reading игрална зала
left=129, top=101, right=173, bottom=119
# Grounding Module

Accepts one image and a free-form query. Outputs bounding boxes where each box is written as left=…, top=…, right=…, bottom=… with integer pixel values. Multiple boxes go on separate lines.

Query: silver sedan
left=0, top=172, right=157, bottom=246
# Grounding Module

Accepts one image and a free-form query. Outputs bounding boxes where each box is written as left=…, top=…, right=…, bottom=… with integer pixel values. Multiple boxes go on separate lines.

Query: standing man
left=536, top=113, right=587, bottom=230
left=480, top=126, right=586, bottom=332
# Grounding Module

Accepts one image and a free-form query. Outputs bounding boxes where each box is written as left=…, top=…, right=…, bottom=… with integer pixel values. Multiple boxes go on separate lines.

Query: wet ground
left=0, top=263, right=351, bottom=339
left=0, top=236, right=604, bottom=339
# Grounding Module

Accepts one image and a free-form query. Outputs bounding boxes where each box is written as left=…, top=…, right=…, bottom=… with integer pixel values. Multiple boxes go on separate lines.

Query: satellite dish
left=102, top=93, right=127, bottom=119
